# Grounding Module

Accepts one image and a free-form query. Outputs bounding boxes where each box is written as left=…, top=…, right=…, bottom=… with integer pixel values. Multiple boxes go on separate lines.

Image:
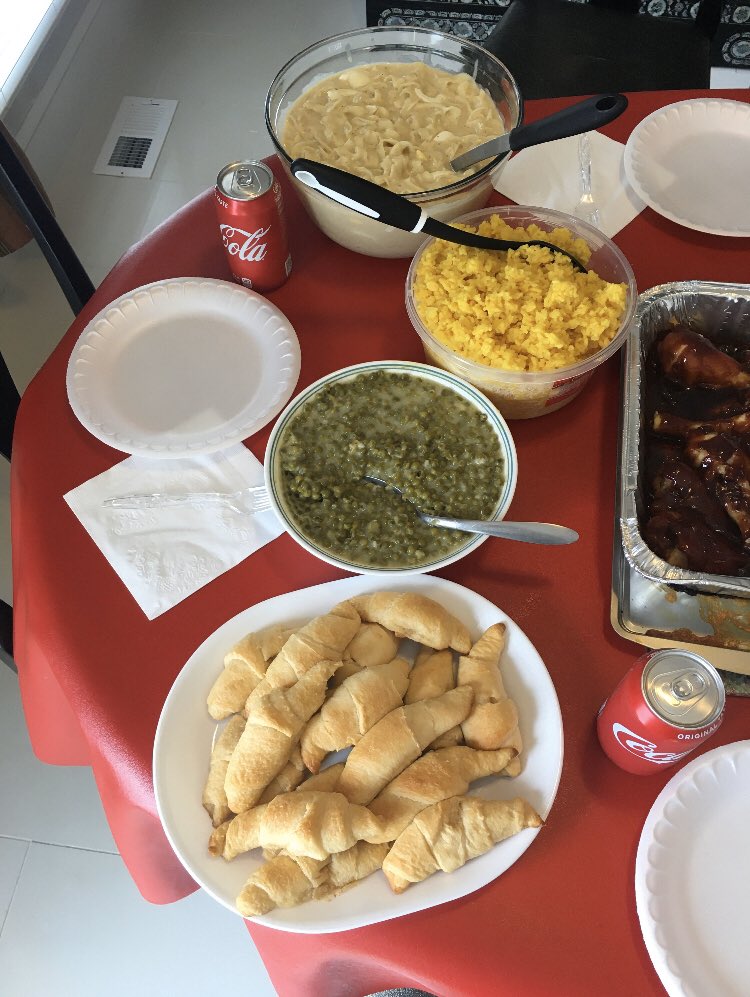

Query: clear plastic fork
left=102, top=484, right=271, bottom=516
left=574, top=132, right=601, bottom=228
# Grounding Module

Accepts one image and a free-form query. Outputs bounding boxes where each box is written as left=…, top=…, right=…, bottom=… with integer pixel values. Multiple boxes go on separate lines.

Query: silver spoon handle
left=422, top=516, right=579, bottom=545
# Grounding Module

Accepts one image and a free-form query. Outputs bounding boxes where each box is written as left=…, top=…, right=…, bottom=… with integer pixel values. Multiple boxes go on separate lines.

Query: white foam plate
left=624, top=98, right=750, bottom=236
left=635, top=740, right=750, bottom=997
left=66, top=277, right=301, bottom=457
left=153, top=574, right=564, bottom=933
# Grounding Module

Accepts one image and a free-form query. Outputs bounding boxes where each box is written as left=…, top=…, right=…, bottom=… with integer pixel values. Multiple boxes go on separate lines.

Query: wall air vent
left=93, top=96, right=178, bottom=178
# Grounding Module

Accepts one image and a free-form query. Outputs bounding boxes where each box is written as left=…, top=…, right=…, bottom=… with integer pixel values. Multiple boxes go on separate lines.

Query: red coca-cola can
left=596, top=648, right=725, bottom=775
left=214, top=160, right=292, bottom=292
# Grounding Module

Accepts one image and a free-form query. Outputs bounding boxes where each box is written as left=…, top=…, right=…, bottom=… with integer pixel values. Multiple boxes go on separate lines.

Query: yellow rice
left=412, top=215, right=628, bottom=373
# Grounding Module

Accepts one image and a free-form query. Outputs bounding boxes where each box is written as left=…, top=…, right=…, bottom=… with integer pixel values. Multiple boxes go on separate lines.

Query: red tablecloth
left=11, top=89, right=750, bottom=997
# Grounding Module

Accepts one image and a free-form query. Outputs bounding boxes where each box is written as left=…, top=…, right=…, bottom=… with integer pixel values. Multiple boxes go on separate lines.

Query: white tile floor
left=0, top=1, right=362, bottom=993
left=1, top=3, right=749, bottom=991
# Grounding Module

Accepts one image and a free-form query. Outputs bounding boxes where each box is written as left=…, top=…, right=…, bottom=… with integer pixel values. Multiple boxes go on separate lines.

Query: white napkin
left=64, top=446, right=284, bottom=620
left=493, top=131, right=645, bottom=237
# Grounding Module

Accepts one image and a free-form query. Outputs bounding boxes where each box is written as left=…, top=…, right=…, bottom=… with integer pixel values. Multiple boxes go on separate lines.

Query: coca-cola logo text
left=220, top=224, right=269, bottom=262
left=611, top=722, right=692, bottom=765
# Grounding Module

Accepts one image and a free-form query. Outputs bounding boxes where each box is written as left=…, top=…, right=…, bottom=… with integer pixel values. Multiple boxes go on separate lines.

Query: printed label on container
left=545, top=371, right=590, bottom=407
left=612, top=722, right=692, bottom=765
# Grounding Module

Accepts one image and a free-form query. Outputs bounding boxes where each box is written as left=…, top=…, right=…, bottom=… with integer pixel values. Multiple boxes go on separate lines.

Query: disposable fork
left=573, top=132, right=601, bottom=228
left=103, top=485, right=271, bottom=516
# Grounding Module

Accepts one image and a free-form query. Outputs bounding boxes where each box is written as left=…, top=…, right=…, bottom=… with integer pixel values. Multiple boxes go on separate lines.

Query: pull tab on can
left=643, top=651, right=724, bottom=728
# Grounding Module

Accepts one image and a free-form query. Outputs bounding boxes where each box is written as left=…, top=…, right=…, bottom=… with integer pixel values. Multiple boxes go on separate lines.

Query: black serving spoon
left=291, top=159, right=589, bottom=272
left=450, top=93, right=628, bottom=171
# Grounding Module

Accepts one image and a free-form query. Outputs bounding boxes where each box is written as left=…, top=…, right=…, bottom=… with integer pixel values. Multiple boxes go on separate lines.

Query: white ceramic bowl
left=265, top=26, right=522, bottom=259
left=264, top=360, right=518, bottom=575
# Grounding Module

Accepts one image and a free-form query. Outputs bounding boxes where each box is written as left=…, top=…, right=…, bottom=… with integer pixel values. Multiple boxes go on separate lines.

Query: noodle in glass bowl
left=265, top=26, right=522, bottom=258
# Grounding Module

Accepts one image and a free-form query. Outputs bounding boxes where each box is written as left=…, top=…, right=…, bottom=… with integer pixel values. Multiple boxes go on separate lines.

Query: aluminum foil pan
left=620, top=280, right=750, bottom=598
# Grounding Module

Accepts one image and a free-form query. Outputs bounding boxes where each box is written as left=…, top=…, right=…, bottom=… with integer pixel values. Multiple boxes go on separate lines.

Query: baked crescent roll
left=257, top=745, right=307, bottom=805
left=300, top=657, right=410, bottom=773
left=260, top=763, right=348, bottom=862
left=217, top=790, right=391, bottom=861
left=236, top=853, right=329, bottom=917
left=206, top=624, right=298, bottom=721
left=335, top=686, right=474, bottom=805
left=327, top=658, right=363, bottom=689
left=206, top=635, right=268, bottom=721
left=406, top=647, right=463, bottom=749
left=349, top=592, right=471, bottom=653
left=244, top=601, right=360, bottom=713
left=298, top=761, right=345, bottom=793
left=314, top=841, right=390, bottom=900
left=202, top=714, right=246, bottom=826
left=345, top=622, right=400, bottom=667
left=235, top=840, right=389, bottom=916
left=382, top=795, right=543, bottom=893
left=458, top=623, right=522, bottom=774
left=369, top=745, right=517, bottom=838
left=257, top=624, right=298, bottom=662
left=224, top=659, right=337, bottom=813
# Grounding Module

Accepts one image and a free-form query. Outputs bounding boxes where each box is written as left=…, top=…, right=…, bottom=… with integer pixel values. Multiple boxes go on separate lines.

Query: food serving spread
left=275, top=370, right=505, bottom=567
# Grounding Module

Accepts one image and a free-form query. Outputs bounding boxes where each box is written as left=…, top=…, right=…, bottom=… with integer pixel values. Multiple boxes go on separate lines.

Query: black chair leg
left=1, top=351, right=20, bottom=462
left=0, top=131, right=95, bottom=315
left=0, top=598, right=15, bottom=672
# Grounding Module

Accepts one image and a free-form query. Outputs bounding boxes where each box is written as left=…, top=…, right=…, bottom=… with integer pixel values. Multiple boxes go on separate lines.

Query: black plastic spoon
left=291, top=159, right=589, bottom=272
left=450, top=93, right=628, bottom=172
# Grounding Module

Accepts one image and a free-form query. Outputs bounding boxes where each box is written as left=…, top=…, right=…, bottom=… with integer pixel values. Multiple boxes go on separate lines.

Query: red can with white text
left=214, top=160, right=292, bottom=291
left=596, top=648, right=725, bottom=775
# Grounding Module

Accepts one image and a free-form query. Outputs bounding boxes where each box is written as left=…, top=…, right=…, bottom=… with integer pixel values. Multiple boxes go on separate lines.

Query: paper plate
left=624, top=98, right=750, bottom=237
left=66, top=277, right=301, bottom=457
left=635, top=740, right=750, bottom=997
left=153, top=574, right=564, bottom=933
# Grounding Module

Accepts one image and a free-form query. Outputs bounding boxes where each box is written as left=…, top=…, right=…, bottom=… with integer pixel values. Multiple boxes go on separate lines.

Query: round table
left=11, top=89, right=750, bottom=997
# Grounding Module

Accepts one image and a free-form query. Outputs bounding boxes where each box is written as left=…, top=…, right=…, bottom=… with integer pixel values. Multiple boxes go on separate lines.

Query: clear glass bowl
left=405, top=205, right=637, bottom=419
left=265, top=26, right=522, bottom=259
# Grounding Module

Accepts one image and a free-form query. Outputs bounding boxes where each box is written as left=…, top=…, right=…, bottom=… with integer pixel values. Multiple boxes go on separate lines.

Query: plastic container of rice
left=405, top=205, right=637, bottom=419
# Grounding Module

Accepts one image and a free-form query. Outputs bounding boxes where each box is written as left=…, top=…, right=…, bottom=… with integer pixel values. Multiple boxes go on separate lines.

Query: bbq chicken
left=642, top=325, right=750, bottom=576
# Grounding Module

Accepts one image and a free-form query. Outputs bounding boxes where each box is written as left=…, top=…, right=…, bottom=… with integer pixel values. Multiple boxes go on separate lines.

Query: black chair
left=485, top=0, right=723, bottom=101
left=0, top=122, right=95, bottom=668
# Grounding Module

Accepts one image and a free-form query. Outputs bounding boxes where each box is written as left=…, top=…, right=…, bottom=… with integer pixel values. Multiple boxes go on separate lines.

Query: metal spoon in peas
left=362, top=476, right=578, bottom=546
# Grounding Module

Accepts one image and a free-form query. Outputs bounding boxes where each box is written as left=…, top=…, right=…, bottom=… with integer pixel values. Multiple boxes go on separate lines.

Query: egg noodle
left=282, top=61, right=504, bottom=194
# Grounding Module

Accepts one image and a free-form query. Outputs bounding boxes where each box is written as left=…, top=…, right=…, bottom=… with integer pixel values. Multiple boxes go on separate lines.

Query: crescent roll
left=224, top=659, right=337, bottom=813
left=406, top=647, right=463, bottom=749
left=382, top=795, right=543, bottom=893
left=458, top=623, right=522, bottom=774
left=257, top=745, right=307, bottom=805
left=349, top=592, right=471, bottom=653
left=202, top=714, right=246, bottom=826
left=206, top=635, right=268, bottom=721
left=300, top=657, right=410, bottom=773
left=345, top=622, right=400, bottom=667
left=217, top=790, right=391, bottom=861
left=244, top=601, right=360, bottom=712
left=236, top=841, right=389, bottom=916
left=335, top=686, right=474, bottom=805
left=206, top=624, right=297, bottom=720
left=369, top=745, right=517, bottom=838
left=236, top=852, right=329, bottom=917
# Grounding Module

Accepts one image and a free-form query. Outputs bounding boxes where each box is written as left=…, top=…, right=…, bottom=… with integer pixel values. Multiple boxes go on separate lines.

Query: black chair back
left=486, top=0, right=723, bottom=100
